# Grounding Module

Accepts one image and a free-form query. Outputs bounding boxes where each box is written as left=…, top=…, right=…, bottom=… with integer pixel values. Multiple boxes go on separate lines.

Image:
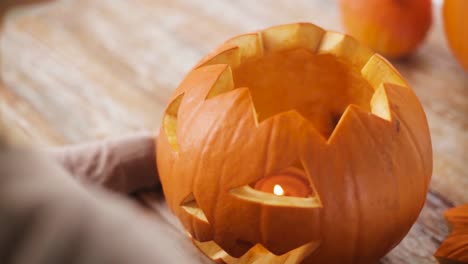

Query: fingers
left=49, top=133, right=159, bottom=195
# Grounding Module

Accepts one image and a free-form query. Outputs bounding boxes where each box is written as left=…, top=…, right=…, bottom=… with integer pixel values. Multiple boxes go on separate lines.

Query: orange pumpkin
left=434, top=204, right=468, bottom=263
left=443, top=0, right=468, bottom=71
left=339, top=0, right=432, bottom=58
left=157, top=23, right=432, bottom=264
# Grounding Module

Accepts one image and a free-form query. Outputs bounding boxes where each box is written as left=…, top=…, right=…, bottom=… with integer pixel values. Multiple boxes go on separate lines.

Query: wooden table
left=1, top=0, right=467, bottom=263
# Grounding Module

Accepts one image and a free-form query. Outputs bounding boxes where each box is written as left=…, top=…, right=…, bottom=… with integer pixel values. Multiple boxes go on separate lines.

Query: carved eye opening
left=230, top=162, right=322, bottom=209
left=253, top=167, right=313, bottom=198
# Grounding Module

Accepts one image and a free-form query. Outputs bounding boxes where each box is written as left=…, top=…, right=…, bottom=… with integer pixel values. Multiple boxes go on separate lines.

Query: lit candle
left=273, top=184, right=284, bottom=196
left=254, top=168, right=312, bottom=198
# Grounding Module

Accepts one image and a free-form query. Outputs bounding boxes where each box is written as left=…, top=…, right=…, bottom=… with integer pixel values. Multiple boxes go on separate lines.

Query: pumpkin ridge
left=390, top=109, right=428, bottom=194
left=299, top=159, right=323, bottom=208
left=208, top=89, right=264, bottom=256
left=187, top=102, right=227, bottom=240
left=259, top=119, right=273, bottom=250
left=348, top=103, right=366, bottom=263
left=383, top=83, right=431, bottom=192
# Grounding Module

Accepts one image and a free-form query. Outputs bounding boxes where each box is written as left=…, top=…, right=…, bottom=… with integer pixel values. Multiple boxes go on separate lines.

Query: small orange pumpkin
left=435, top=204, right=468, bottom=264
left=157, top=23, right=432, bottom=264
left=339, top=0, right=432, bottom=58
left=443, top=0, right=468, bottom=71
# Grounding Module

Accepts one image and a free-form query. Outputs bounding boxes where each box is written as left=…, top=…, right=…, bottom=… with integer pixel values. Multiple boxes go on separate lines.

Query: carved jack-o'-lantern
left=157, top=23, right=432, bottom=264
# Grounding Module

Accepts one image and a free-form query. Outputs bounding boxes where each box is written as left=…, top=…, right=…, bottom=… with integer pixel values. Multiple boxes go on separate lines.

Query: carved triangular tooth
left=318, top=31, right=374, bottom=69
left=261, top=23, right=325, bottom=53
left=362, top=54, right=409, bottom=90
left=257, top=109, right=306, bottom=125
left=205, top=65, right=235, bottom=99
left=193, top=239, right=320, bottom=264
left=253, top=109, right=327, bottom=143
left=193, top=239, right=229, bottom=261
left=371, top=84, right=393, bottom=121
left=198, top=85, right=261, bottom=133
left=327, top=104, right=392, bottom=145
left=181, top=193, right=213, bottom=242
left=181, top=193, right=209, bottom=223
left=236, top=242, right=318, bottom=264
left=193, top=239, right=256, bottom=261
left=163, top=93, right=184, bottom=151
left=225, top=33, right=263, bottom=63
left=327, top=104, right=366, bottom=144
left=196, top=45, right=241, bottom=69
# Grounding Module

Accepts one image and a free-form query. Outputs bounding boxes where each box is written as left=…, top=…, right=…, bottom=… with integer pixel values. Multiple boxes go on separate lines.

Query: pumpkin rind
left=435, top=204, right=468, bottom=264
left=157, top=23, right=432, bottom=264
left=339, top=0, right=432, bottom=58
left=443, top=0, right=468, bottom=71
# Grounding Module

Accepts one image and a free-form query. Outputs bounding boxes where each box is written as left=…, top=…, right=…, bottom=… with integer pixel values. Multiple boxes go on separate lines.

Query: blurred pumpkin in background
left=443, top=0, right=468, bottom=71
left=339, top=0, right=432, bottom=58
left=434, top=204, right=468, bottom=264
left=157, top=23, right=433, bottom=264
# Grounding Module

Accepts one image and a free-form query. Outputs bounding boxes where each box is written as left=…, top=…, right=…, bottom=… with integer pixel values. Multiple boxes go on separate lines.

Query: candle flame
left=273, top=184, right=284, bottom=196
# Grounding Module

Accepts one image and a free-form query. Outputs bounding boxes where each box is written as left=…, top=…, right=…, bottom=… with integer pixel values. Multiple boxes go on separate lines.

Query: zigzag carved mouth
left=193, top=238, right=320, bottom=264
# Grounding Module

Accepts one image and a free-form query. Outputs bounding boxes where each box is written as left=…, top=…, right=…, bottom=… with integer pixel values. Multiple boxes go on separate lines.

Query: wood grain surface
left=0, top=0, right=467, bottom=263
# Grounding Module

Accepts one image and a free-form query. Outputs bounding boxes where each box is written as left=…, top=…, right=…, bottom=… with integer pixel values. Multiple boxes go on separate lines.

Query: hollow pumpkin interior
left=232, top=48, right=374, bottom=139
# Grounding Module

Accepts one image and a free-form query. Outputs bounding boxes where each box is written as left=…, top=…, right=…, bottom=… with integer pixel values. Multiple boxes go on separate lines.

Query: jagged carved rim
left=163, top=23, right=408, bottom=153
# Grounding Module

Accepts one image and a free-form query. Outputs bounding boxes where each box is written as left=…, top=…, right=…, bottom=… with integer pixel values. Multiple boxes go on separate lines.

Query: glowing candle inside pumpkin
left=254, top=170, right=312, bottom=198
left=273, top=184, right=284, bottom=196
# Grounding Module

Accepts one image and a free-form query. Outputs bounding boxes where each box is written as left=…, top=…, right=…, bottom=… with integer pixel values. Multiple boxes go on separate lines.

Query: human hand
left=0, top=132, right=210, bottom=263
left=49, top=133, right=159, bottom=195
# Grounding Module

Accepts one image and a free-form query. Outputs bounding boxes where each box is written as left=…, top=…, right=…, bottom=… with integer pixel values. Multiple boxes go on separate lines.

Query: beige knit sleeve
left=48, top=133, right=159, bottom=194
left=0, top=148, right=210, bottom=264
